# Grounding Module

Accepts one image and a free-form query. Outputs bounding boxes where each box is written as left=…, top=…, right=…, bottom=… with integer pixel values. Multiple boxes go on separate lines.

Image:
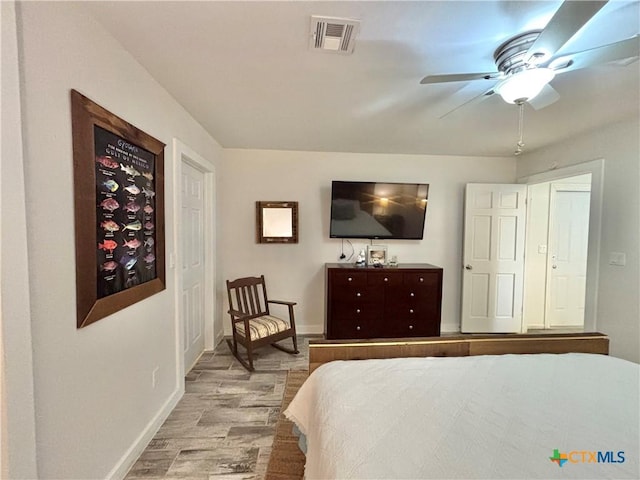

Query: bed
left=285, top=334, right=639, bottom=479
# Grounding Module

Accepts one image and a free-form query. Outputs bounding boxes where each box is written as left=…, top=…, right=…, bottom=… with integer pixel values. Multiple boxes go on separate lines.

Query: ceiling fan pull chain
left=514, top=101, right=525, bottom=156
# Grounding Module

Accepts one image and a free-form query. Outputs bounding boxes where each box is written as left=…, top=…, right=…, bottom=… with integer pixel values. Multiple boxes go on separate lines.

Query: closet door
left=182, top=162, right=205, bottom=373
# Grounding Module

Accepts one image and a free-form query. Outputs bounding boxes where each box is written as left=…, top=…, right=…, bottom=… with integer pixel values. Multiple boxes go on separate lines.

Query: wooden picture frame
left=366, top=245, right=388, bottom=265
left=71, top=89, right=166, bottom=328
left=256, top=201, right=299, bottom=243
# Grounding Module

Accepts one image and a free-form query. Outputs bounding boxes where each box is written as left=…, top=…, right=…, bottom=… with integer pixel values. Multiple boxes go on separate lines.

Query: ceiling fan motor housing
left=494, top=31, right=542, bottom=74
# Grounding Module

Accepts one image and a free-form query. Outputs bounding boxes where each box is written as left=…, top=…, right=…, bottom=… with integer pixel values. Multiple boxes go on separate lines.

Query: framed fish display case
left=71, top=90, right=165, bottom=328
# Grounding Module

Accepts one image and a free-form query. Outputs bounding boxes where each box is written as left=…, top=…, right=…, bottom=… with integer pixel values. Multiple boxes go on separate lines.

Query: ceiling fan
left=420, top=0, right=640, bottom=110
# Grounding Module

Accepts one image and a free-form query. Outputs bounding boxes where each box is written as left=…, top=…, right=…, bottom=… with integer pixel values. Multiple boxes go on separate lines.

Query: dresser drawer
left=385, top=302, right=439, bottom=318
left=404, top=271, right=441, bottom=286
left=386, top=318, right=440, bottom=337
left=330, top=317, right=383, bottom=340
left=332, top=302, right=383, bottom=321
left=331, top=285, right=384, bottom=303
left=386, top=287, right=430, bottom=304
left=367, top=272, right=403, bottom=286
left=330, top=271, right=367, bottom=287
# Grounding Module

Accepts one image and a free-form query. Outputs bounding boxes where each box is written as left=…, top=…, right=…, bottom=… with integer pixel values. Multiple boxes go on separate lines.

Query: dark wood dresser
left=325, top=263, right=443, bottom=340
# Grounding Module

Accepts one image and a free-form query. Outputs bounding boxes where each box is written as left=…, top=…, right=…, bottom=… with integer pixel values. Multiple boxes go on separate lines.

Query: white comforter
left=285, top=353, right=639, bottom=479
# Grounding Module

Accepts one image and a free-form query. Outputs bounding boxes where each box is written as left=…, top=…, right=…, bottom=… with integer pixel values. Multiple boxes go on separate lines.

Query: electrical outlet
left=152, top=367, right=159, bottom=388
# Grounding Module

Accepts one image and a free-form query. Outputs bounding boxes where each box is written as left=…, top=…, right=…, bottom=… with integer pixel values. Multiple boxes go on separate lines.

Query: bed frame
left=308, top=332, right=609, bottom=373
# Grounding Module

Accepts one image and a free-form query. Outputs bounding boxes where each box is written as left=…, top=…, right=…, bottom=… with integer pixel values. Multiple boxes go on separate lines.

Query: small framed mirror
left=256, top=201, right=299, bottom=243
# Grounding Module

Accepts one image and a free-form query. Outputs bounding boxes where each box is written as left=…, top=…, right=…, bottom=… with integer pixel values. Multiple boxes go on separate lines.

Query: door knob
left=465, top=264, right=473, bottom=270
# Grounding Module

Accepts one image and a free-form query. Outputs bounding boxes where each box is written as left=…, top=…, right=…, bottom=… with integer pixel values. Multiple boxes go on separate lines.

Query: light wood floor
left=125, top=337, right=311, bottom=480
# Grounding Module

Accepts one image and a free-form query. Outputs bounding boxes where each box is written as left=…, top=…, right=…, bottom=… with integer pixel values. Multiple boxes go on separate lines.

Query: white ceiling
left=83, top=1, right=640, bottom=157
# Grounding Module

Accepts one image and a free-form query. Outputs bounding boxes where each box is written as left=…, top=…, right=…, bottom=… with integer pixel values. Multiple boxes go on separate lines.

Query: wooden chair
left=226, top=275, right=299, bottom=371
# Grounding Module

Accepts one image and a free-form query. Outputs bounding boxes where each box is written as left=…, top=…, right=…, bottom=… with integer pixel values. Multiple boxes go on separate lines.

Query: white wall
left=219, top=149, right=516, bottom=335
left=518, top=118, right=640, bottom=363
left=14, top=2, right=222, bottom=478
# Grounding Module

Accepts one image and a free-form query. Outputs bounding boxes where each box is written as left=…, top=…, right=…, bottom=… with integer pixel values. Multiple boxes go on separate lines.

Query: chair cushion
left=235, top=315, right=290, bottom=340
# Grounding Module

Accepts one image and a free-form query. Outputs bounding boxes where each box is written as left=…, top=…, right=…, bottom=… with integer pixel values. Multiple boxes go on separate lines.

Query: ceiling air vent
left=309, top=16, right=360, bottom=55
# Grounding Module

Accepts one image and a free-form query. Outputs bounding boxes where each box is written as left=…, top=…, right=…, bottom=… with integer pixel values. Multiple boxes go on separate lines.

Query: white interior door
left=461, top=184, right=527, bottom=333
left=182, top=161, right=205, bottom=373
left=545, top=184, right=591, bottom=328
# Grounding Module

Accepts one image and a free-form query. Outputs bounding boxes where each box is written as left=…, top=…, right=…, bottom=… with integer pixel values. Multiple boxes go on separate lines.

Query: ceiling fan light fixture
left=495, top=68, right=555, bottom=104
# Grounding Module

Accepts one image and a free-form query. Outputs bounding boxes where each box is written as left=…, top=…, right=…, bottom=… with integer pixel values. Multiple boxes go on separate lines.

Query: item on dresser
left=366, top=244, right=388, bottom=266
left=325, top=263, right=443, bottom=339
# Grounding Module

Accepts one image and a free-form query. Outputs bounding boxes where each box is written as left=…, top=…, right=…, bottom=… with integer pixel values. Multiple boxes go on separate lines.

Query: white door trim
left=518, top=158, right=604, bottom=333
left=172, top=139, right=216, bottom=378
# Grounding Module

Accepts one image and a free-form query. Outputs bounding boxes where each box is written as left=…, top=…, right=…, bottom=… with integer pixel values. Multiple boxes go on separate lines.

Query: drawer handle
left=419, top=277, right=424, bottom=282
left=348, top=277, right=353, bottom=282
left=410, top=292, right=415, bottom=297
left=356, top=326, right=361, bottom=331
left=356, top=292, right=361, bottom=297
left=384, top=277, right=388, bottom=282
left=409, top=309, right=414, bottom=314
left=356, top=309, right=361, bottom=313
left=409, top=325, right=414, bottom=330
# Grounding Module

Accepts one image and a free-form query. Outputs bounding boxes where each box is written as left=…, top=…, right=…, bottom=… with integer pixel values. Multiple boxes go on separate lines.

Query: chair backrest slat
left=251, top=284, right=261, bottom=313
left=240, top=287, right=249, bottom=313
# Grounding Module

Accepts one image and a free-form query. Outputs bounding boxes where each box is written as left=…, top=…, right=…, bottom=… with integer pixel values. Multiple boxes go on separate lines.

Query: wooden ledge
left=309, top=332, right=609, bottom=373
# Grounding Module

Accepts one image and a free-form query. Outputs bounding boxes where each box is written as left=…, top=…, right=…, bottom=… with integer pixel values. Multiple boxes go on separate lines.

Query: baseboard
left=295, top=325, right=324, bottom=335
left=106, top=385, right=184, bottom=480
left=440, top=323, right=461, bottom=334
left=214, top=329, right=225, bottom=348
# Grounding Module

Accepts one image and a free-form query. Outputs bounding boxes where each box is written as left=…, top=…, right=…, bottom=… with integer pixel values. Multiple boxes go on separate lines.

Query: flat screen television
left=330, top=181, right=429, bottom=239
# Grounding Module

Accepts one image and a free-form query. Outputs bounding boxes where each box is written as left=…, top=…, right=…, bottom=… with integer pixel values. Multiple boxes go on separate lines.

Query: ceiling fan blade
left=549, top=35, right=640, bottom=73
left=527, top=84, right=560, bottom=110
left=420, top=72, right=499, bottom=84
left=437, top=87, right=495, bottom=119
left=525, top=0, right=608, bottom=64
